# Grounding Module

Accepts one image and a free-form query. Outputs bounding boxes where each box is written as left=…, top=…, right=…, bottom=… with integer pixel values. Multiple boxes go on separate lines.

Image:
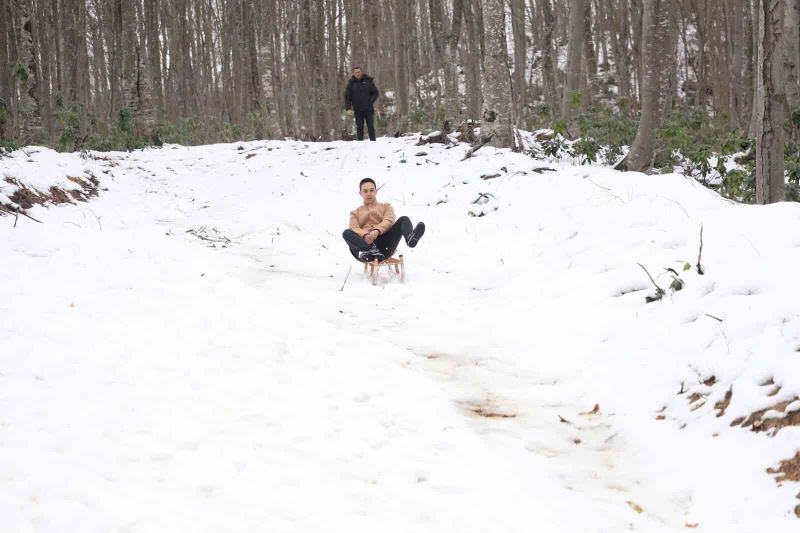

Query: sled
left=364, top=254, right=405, bottom=285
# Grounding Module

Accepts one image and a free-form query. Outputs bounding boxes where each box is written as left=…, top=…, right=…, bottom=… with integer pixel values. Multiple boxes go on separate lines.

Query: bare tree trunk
left=0, top=0, right=9, bottom=135
left=311, top=0, right=329, bottom=138
left=604, top=0, right=632, bottom=102
left=74, top=0, right=90, bottom=138
left=444, top=0, right=464, bottom=123
left=463, top=0, right=483, bottom=120
left=785, top=0, right=800, bottom=107
left=145, top=0, right=164, bottom=115
left=364, top=0, right=380, bottom=78
left=481, top=0, right=513, bottom=147
left=582, top=0, right=599, bottom=107
left=631, top=0, right=643, bottom=102
left=15, top=0, right=42, bottom=141
left=749, top=0, right=761, bottom=136
left=120, top=0, right=155, bottom=138
left=510, top=0, right=527, bottom=126
left=34, top=0, right=52, bottom=137
left=348, top=0, right=366, bottom=67
left=540, top=0, right=559, bottom=116
left=756, top=0, right=785, bottom=203
left=393, top=0, right=410, bottom=132
left=562, top=0, right=585, bottom=118
left=259, top=0, right=282, bottom=137
left=618, top=0, right=673, bottom=171
left=728, top=0, right=745, bottom=127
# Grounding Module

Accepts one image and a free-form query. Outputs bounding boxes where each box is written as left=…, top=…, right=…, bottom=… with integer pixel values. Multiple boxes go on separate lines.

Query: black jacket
left=344, top=75, right=379, bottom=112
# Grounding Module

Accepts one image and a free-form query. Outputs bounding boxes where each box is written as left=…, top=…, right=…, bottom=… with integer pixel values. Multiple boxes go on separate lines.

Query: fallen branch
left=638, top=262, right=665, bottom=303
left=531, top=167, right=556, bottom=174
left=460, top=133, right=493, bottom=161
left=339, top=266, right=352, bottom=292
left=696, top=224, right=704, bottom=275
left=1, top=204, right=43, bottom=224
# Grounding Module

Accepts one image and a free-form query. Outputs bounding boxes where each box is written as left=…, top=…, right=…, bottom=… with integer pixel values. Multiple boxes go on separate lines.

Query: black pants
left=355, top=110, right=376, bottom=141
left=343, top=216, right=413, bottom=261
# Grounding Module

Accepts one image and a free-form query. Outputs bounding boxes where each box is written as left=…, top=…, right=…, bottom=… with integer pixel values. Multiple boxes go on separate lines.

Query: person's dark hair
left=352, top=66, right=362, bottom=72
left=359, top=178, right=376, bottom=190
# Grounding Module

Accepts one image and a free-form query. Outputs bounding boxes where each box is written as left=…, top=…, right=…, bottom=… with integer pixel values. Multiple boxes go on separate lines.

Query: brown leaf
left=626, top=501, right=644, bottom=514
left=580, top=403, right=600, bottom=416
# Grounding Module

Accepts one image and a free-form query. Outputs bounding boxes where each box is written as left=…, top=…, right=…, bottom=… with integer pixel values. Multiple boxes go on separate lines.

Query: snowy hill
left=1, top=138, right=799, bottom=532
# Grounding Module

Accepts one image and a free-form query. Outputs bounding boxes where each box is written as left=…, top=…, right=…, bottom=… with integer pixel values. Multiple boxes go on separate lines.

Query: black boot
left=406, top=222, right=425, bottom=248
left=358, top=244, right=385, bottom=262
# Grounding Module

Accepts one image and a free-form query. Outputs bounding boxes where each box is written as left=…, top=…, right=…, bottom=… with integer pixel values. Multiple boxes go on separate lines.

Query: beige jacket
left=349, top=202, right=396, bottom=237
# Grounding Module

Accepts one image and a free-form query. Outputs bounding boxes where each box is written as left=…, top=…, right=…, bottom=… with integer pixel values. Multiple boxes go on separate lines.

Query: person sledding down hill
left=342, top=178, right=425, bottom=262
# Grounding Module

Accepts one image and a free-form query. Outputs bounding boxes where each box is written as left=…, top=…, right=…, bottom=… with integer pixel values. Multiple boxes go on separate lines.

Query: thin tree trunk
left=618, top=0, right=673, bottom=171
left=393, top=0, right=410, bottom=132
left=15, top=0, right=42, bottom=141
left=481, top=0, right=514, bottom=147
left=562, top=0, right=585, bottom=118
left=259, top=0, right=282, bottom=137
left=0, top=0, right=9, bottom=134
left=463, top=0, right=482, bottom=121
left=145, top=0, right=164, bottom=114
left=510, top=0, right=527, bottom=126
left=784, top=0, right=800, bottom=106
left=749, top=0, right=761, bottom=136
left=540, top=0, right=559, bottom=116
left=755, top=0, right=785, bottom=203
left=729, top=0, right=744, bottom=127
left=582, top=0, right=599, bottom=107
left=120, top=0, right=155, bottom=137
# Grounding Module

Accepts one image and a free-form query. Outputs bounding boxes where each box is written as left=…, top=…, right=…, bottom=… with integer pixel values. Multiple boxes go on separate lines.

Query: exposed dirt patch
left=48, top=186, right=72, bottom=204
left=2, top=173, right=100, bottom=216
left=6, top=177, right=46, bottom=209
left=768, top=453, right=800, bottom=483
left=731, top=397, right=800, bottom=435
left=714, top=388, right=732, bottom=417
left=767, top=453, right=800, bottom=517
left=460, top=399, right=517, bottom=419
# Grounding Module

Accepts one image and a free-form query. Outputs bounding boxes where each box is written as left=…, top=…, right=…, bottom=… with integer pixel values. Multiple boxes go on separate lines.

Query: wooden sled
left=364, top=254, right=405, bottom=285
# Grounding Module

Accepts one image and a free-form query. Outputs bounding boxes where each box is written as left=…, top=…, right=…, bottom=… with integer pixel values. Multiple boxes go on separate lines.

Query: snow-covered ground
left=2, top=137, right=799, bottom=532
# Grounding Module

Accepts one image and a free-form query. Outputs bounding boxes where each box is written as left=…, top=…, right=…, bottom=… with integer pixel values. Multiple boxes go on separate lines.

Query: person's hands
left=363, top=229, right=378, bottom=244
left=346, top=109, right=354, bottom=118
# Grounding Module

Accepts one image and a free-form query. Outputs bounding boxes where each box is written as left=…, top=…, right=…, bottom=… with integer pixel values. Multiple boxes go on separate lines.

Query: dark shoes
left=406, top=222, right=425, bottom=248
left=358, top=244, right=385, bottom=262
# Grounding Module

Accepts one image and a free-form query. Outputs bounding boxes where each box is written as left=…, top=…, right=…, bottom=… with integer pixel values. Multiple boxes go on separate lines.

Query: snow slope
left=1, top=138, right=799, bottom=532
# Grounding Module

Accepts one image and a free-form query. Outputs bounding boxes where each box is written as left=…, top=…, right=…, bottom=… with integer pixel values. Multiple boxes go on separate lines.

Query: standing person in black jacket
left=344, top=67, right=379, bottom=141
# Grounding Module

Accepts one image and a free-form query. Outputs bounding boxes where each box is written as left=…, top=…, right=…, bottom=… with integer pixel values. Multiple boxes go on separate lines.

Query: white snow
left=2, top=136, right=799, bottom=532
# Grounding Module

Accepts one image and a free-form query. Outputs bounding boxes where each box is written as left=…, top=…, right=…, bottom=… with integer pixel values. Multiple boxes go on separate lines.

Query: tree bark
left=393, top=0, right=410, bottom=132
left=15, top=0, right=42, bottom=141
left=144, top=0, right=164, bottom=114
left=120, top=0, right=155, bottom=137
left=582, top=0, right=599, bottom=107
left=562, top=0, right=585, bottom=118
left=481, top=0, right=514, bottom=147
left=756, top=0, right=785, bottom=203
left=0, top=0, right=9, bottom=132
left=540, top=0, right=560, bottom=116
left=784, top=0, right=800, bottom=107
left=749, top=0, right=761, bottom=136
left=618, top=0, right=673, bottom=172
left=510, top=0, right=527, bottom=126
left=463, top=0, right=483, bottom=121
